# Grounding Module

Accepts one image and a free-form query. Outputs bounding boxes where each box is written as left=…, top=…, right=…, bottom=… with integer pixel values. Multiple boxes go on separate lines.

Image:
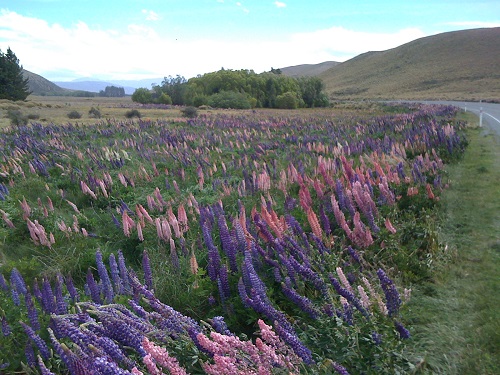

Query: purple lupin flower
left=372, top=331, right=383, bottom=345
left=288, top=256, right=329, bottom=298
left=216, top=212, right=238, bottom=273
left=201, top=222, right=220, bottom=282
left=281, top=279, right=319, bottom=319
left=377, top=268, right=401, bottom=317
left=38, top=355, right=56, bottom=375
left=331, top=361, right=350, bottom=375
left=329, top=276, right=369, bottom=318
left=142, top=249, right=153, bottom=291
left=111, top=213, right=122, bottom=229
left=274, top=321, right=313, bottom=364
left=25, top=341, right=36, bottom=368
left=210, top=316, right=234, bottom=336
left=0, top=273, right=8, bottom=292
left=47, top=327, right=90, bottom=375
left=65, top=274, right=80, bottom=303
left=10, top=286, right=20, bottom=306
left=117, top=250, right=131, bottom=294
left=86, top=269, right=102, bottom=304
left=395, top=321, right=411, bottom=339
left=96, top=250, right=114, bottom=303
left=108, top=253, right=122, bottom=295
left=54, top=274, right=68, bottom=315
left=41, top=277, right=56, bottom=314
left=20, top=321, right=51, bottom=360
left=10, top=268, right=27, bottom=296
left=1, top=316, right=11, bottom=336
left=217, top=265, right=231, bottom=303
left=25, top=291, right=41, bottom=331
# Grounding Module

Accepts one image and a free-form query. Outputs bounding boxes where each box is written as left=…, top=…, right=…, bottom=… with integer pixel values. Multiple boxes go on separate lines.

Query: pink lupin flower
left=155, top=218, right=163, bottom=240
left=384, top=218, right=397, bottom=234
left=0, top=209, right=15, bottom=228
left=142, top=353, right=164, bottom=375
left=336, top=267, right=354, bottom=294
left=142, top=337, right=188, bottom=375
left=65, top=200, right=80, bottom=214
left=98, top=179, right=108, bottom=198
left=137, top=204, right=154, bottom=224
left=19, top=197, right=31, bottom=220
left=357, top=285, right=371, bottom=309
left=161, top=218, right=172, bottom=240
left=122, top=211, right=132, bottom=237
left=137, top=222, right=144, bottom=242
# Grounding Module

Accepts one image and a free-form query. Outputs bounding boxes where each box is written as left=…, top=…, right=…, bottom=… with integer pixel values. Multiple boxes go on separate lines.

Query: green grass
left=405, top=116, right=500, bottom=374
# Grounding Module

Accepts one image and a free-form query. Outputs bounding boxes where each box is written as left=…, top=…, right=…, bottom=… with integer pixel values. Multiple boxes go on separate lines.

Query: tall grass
left=405, top=114, right=500, bottom=374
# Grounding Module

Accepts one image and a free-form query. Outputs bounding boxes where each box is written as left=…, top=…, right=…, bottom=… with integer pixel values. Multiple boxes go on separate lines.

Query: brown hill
left=22, top=70, right=68, bottom=96
left=280, top=61, right=340, bottom=77
left=320, top=27, right=500, bottom=101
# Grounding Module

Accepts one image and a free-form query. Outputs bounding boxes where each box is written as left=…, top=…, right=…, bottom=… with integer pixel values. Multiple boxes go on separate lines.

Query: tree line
left=132, top=69, right=330, bottom=109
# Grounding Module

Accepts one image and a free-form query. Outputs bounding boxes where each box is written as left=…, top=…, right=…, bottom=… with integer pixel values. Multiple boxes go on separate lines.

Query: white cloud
left=0, top=10, right=428, bottom=81
left=274, top=1, right=286, bottom=8
left=142, top=9, right=160, bottom=21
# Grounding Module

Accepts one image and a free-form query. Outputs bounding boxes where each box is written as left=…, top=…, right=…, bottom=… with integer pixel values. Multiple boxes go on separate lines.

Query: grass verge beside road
left=406, top=114, right=500, bottom=374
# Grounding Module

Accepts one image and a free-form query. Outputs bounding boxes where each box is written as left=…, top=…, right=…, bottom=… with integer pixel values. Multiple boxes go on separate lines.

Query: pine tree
left=0, top=47, right=31, bottom=100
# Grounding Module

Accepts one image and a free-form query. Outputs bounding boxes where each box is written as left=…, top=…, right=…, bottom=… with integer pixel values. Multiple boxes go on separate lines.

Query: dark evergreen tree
left=0, top=47, right=31, bottom=100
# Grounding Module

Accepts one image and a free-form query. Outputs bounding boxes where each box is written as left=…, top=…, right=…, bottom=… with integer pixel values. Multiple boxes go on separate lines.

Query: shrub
left=6, top=109, right=27, bottom=126
left=131, top=88, right=153, bottom=104
left=88, top=107, right=101, bottom=118
left=208, top=91, right=252, bottom=109
left=181, top=106, right=198, bottom=118
left=67, top=110, right=82, bottom=119
left=275, top=91, right=299, bottom=109
left=27, top=113, right=40, bottom=120
left=157, top=93, right=172, bottom=105
left=125, top=109, right=141, bottom=118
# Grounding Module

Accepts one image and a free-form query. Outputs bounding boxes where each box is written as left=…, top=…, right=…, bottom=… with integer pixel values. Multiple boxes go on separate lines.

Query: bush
left=27, top=113, right=40, bottom=120
left=157, top=93, right=172, bottom=105
left=208, top=91, right=252, bottom=109
left=181, top=106, right=198, bottom=118
left=275, top=91, right=299, bottom=109
left=131, top=88, right=153, bottom=104
left=6, top=109, right=27, bottom=126
left=88, top=107, right=101, bottom=118
left=125, top=109, right=142, bottom=118
left=67, top=110, right=82, bottom=119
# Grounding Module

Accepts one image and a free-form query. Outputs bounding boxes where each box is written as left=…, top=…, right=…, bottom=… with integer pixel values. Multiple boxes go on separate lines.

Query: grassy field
left=405, top=113, right=500, bottom=374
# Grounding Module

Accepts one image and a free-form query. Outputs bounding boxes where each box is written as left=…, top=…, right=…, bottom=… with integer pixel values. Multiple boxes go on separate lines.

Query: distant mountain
left=319, top=27, right=500, bottom=101
left=53, top=81, right=136, bottom=95
left=279, top=61, right=340, bottom=77
left=23, top=70, right=68, bottom=96
left=53, top=78, right=164, bottom=95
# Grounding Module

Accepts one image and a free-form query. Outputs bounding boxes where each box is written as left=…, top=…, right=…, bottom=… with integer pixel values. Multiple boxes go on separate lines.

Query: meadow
left=0, top=98, right=469, bottom=374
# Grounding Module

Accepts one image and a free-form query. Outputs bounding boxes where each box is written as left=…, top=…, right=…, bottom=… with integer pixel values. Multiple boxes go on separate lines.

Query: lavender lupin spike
left=142, top=249, right=153, bottom=291
left=108, top=253, right=122, bottom=295
left=20, top=321, right=51, bottom=360
left=96, top=250, right=114, bottom=303
left=25, top=291, right=41, bottom=331
left=86, top=268, right=102, bottom=304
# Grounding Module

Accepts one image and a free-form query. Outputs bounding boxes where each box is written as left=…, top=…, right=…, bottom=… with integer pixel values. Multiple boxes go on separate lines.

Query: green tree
left=131, top=87, right=153, bottom=104
left=275, top=91, right=299, bottom=109
left=99, top=85, right=125, bottom=97
left=0, top=47, right=31, bottom=101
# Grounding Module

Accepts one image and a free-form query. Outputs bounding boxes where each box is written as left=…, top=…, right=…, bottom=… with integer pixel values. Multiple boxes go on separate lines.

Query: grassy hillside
left=280, top=61, right=339, bottom=77
left=320, top=27, right=500, bottom=101
left=22, top=69, right=69, bottom=96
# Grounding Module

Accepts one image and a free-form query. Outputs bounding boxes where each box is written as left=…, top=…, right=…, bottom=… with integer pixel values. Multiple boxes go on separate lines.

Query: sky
left=0, top=0, right=499, bottom=82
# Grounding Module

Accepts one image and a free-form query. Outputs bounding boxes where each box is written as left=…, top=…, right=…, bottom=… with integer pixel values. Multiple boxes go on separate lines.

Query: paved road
left=421, top=101, right=500, bottom=136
